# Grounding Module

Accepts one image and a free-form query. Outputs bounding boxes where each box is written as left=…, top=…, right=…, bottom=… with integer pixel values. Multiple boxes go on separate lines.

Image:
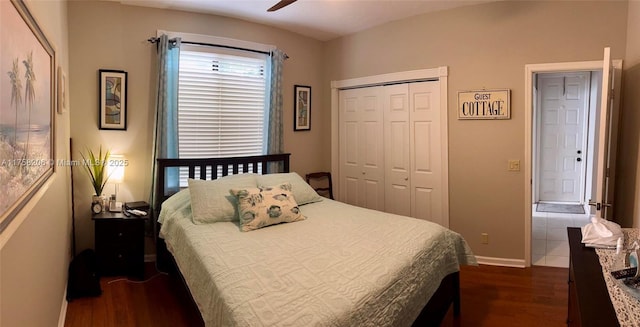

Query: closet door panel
left=364, top=179, right=384, bottom=211
left=344, top=122, right=359, bottom=165
left=344, top=176, right=359, bottom=206
left=410, top=81, right=443, bottom=225
left=363, top=121, right=382, bottom=169
left=339, top=87, right=384, bottom=210
left=361, top=91, right=385, bottom=210
left=386, top=120, right=411, bottom=216
left=413, top=122, right=432, bottom=172
left=414, top=187, right=433, bottom=221
left=387, top=184, right=411, bottom=216
left=340, top=89, right=362, bottom=206
left=363, top=119, right=384, bottom=211
left=384, top=84, right=411, bottom=215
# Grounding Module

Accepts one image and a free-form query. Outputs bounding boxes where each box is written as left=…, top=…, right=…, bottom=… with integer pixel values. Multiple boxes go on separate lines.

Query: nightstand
left=92, top=211, right=146, bottom=279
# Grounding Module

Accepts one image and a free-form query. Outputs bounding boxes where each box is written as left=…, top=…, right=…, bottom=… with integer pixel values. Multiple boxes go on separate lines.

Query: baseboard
left=144, top=254, right=156, bottom=262
left=475, top=256, right=526, bottom=268
left=58, top=286, right=68, bottom=327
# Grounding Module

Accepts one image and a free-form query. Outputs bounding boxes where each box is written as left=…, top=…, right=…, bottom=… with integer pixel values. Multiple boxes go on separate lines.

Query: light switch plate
left=508, top=159, right=520, bottom=171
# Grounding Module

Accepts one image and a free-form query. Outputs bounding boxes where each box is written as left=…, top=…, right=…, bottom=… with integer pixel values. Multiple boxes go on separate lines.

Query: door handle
left=588, top=201, right=612, bottom=210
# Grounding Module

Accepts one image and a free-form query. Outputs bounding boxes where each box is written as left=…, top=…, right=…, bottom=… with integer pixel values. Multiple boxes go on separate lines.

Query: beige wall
left=68, top=1, right=326, bottom=253
left=0, top=0, right=72, bottom=326
left=0, top=1, right=636, bottom=325
left=324, top=1, right=628, bottom=260
left=616, top=1, right=640, bottom=228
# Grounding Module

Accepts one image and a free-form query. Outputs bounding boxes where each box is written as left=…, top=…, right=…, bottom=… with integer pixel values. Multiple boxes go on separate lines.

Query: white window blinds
left=177, top=49, right=268, bottom=159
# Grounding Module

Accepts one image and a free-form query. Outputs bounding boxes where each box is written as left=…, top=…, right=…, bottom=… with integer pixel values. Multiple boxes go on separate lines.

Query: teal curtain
left=267, top=49, right=285, bottom=172
left=151, top=35, right=181, bottom=209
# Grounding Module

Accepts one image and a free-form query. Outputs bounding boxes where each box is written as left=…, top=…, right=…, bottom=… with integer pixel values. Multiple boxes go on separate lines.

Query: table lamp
left=107, top=154, right=125, bottom=212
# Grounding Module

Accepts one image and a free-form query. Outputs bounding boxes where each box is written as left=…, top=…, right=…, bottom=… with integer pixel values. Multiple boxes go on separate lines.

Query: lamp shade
left=108, top=154, right=126, bottom=183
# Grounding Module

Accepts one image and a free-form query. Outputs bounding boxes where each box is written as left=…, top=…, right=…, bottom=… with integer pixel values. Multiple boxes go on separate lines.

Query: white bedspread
left=159, top=195, right=476, bottom=327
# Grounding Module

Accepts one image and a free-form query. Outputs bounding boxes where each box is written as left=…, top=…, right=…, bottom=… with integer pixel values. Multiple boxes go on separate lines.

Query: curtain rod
left=147, top=37, right=289, bottom=59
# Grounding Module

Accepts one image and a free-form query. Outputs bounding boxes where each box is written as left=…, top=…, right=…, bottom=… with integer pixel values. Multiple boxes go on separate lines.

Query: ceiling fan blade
left=267, top=0, right=297, bottom=12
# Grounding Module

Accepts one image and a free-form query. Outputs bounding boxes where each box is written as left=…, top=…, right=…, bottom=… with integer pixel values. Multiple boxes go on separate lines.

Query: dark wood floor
left=65, top=263, right=568, bottom=327
left=441, top=264, right=568, bottom=327
left=64, top=263, right=203, bottom=327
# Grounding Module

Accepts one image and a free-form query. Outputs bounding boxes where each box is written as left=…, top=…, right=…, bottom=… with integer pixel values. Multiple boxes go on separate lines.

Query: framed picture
left=294, top=85, right=311, bottom=131
left=0, top=0, right=56, bottom=233
left=99, top=69, right=127, bottom=130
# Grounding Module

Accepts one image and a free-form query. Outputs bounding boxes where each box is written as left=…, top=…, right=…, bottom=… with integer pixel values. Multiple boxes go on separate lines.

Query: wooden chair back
left=305, top=172, right=334, bottom=200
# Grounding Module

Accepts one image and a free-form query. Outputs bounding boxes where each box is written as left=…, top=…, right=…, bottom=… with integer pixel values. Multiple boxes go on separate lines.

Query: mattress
left=159, top=192, right=476, bottom=327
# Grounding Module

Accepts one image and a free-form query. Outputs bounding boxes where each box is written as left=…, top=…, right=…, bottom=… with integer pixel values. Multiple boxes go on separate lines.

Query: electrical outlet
left=508, top=159, right=520, bottom=171
left=481, top=233, right=489, bottom=244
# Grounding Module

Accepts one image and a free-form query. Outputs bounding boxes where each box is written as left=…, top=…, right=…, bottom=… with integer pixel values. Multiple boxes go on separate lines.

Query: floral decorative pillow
left=230, top=183, right=305, bottom=232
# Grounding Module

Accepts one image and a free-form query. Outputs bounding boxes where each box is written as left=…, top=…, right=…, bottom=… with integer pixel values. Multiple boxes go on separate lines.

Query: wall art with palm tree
left=99, top=69, right=127, bottom=130
left=0, top=0, right=55, bottom=232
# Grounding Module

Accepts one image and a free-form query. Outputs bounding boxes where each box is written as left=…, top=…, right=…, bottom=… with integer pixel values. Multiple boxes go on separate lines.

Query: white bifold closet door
left=384, top=84, right=412, bottom=216
left=339, top=81, right=443, bottom=225
left=339, top=86, right=385, bottom=211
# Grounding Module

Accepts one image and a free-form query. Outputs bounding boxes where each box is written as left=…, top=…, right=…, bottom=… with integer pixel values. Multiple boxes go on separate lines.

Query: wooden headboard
left=154, top=153, right=291, bottom=271
left=154, top=153, right=291, bottom=209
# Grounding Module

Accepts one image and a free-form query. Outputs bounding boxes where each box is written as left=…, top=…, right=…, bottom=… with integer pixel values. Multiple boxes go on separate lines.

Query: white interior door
left=383, top=84, right=411, bottom=216
left=537, top=73, right=590, bottom=203
left=593, top=47, right=615, bottom=219
left=339, top=87, right=385, bottom=211
left=410, top=81, right=443, bottom=225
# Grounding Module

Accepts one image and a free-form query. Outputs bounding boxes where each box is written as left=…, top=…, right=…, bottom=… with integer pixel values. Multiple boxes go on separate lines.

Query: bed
left=154, top=154, right=476, bottom=326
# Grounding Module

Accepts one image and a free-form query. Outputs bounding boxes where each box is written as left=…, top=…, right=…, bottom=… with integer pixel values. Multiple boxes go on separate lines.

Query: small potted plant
left=80, top=146, right=111, bottom=211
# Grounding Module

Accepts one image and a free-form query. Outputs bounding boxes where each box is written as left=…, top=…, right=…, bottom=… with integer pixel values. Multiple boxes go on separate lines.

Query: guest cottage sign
left=458, top=89, right=510, bottom=119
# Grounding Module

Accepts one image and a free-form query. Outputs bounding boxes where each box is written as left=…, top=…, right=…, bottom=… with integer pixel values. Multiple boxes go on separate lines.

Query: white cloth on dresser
left=582, top=217, right=624, bottom=248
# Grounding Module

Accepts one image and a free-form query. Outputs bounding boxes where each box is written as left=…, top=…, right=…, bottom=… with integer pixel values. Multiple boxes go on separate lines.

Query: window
left=178, top=48, right=268, bottom=158
left=177, top=46, right=269, bottom=183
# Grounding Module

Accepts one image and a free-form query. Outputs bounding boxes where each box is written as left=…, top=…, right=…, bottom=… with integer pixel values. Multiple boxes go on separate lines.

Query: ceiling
left=112, top=0, right=490, bottom=41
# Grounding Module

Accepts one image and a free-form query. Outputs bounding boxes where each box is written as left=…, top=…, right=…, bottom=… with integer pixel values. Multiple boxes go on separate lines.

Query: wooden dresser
left=567, top=227, right=619, bottom=326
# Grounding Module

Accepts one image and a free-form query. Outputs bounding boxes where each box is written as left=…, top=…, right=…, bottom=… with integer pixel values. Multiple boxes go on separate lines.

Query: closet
left=338, top=80, right=444, bottom=225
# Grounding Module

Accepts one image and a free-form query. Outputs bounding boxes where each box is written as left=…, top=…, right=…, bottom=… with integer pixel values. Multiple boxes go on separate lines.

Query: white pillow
left=158, top=188, right=191, bottom=225
left=257, top=172, right=323, bottom=205
left=188, top=173, right=257, bottom=224
left=230, top=183, right=305, bottom=232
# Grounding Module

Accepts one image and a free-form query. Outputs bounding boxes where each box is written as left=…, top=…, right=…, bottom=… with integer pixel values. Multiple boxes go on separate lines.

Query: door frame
left=330, top=67, right=450, bottom=226
left=534, top=72, right=592, bottom=204
left=524, top=60, right=622, bottom=266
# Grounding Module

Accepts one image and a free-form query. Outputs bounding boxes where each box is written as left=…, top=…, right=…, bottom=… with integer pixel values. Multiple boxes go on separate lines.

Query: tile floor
left=532, top=204, right=592, bottom=268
